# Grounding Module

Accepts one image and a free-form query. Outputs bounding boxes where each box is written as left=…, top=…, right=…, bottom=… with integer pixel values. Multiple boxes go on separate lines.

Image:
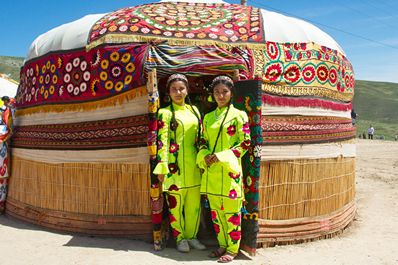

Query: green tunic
left=153, top=103, right=201, bottom=190
left=197, top=104, right=251, bottom=200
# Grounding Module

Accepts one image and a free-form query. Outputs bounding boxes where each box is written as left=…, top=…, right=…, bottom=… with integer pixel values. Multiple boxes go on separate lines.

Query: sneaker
left=188, top=239, right=207, bottom=250
left=177, top=239, right=190, bottom=253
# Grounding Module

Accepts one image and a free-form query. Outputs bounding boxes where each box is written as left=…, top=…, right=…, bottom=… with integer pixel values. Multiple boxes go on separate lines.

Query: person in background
left=367, top=125, right=375, bottom=140
left=0, top=96, right=13, bottom=214
left=351, top=109, right=358, bottom=126
left=197, top=76, right=251, bottom=263
left=153, top=74, right=206, bottom=253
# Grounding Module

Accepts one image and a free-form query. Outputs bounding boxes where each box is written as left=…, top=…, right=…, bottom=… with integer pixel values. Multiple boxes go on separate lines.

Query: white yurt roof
left=0, top=74, right=18, bottom=97
left=26, top=0, right=344, bottom=61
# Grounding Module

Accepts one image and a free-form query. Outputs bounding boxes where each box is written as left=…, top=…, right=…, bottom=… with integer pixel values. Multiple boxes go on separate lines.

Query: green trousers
left=208, top=194, right=242, bottom=254
left=166, top=187, right=201, bottom=243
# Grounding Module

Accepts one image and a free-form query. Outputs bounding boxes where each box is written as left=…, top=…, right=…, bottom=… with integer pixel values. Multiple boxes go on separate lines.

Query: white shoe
left=177, top=239, right=190, bottom=253
left=188, top=239, right=207, bottom=250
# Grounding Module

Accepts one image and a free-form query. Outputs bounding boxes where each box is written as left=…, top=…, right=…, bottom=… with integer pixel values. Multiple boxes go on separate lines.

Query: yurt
left=8, top=0, right=356, bottom=252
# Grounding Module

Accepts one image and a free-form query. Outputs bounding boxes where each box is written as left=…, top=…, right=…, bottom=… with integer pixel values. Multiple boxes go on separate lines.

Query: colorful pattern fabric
left=88, top=2, right=264, bottom=49
left=233, top=80, right=262, bottom=252
left=154, top=103, right=201, bottom=190
left=153, top=103, right=202, bottom=245
left=197, top=104, right=251, bottom=199
left=208, top=194, right=243, bottom=254
left=0, top=142, right=9, bottom=213
left=146, top=44, right=254, bottom=79
left=12, top=115, right=148, bottom=150
left=167, top=188, right=201, bottom=243
left=262, top=93, right=352, bottom=111
left=262, top=115, right=356, bottom=145
left=254, top=42, right=354, bottom=102
left=17, top=44, right=148, bottom=111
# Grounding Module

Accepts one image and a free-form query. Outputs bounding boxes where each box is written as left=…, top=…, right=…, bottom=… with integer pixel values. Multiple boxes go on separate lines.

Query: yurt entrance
left=146, top=70, right=261, bottom=254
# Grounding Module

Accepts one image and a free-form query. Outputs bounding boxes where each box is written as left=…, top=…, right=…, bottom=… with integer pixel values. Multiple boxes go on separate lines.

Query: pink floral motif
left=228, top=214, right=241, bottom=226
left=169, top=213, right=177, bottom=223
left=157, top=140, right=163, bottom=150
left=242, top=122, right=250, bottom=134
left=157, top=119, right=165, bottom=129
left=213, top=223, right=220, bottom=234
left=265, top=63, right=282, bottom=82
left=227, top=125, right=236, bottom=136
left=211, top=210, right=217, bottom=221
left=240, top=140, right=251, bottom=150
left=229, top=230, right=241, bottom=241
left=169, top=143, right=179, bottom=153
left=232, top=148, right=241, bottom=158
left=168, top=184, right=179, bottom=191
left=228, top=172, right=240, bottom=179
left=168, top=195, right=177, bottom=209
left=172, top=228, right=180, bottom=238
left=229, top=189, right=238, bottom=199
left=168, top=163, right=178, bottom=174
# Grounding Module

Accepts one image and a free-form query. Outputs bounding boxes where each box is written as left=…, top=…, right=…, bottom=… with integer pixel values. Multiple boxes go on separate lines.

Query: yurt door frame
left=146, top=70, right=261, bottom=253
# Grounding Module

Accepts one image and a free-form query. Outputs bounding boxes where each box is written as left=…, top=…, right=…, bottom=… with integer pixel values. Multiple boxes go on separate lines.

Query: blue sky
left=1, top=0, right=397, bottom=83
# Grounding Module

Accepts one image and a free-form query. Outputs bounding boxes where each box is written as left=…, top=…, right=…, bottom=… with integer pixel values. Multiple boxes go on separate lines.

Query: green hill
left=0, top=55, right=24, bottom=81
left=353, top=80, right=398, bottom=141
left=0, top=55, right=397, bottom=139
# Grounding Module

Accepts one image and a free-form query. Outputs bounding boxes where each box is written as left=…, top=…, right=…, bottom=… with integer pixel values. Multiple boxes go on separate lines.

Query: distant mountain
left=1, top=55, right=396, bottom=139
left=0, top=55, right=24, bottom=81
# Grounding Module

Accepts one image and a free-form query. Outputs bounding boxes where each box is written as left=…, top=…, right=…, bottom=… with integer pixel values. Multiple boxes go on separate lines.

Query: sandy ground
left=1, top=139, right=397, bottom=265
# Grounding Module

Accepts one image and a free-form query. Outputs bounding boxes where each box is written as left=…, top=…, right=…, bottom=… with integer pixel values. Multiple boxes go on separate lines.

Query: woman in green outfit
left=197, top=76, right=251, bottom=263
left=153, top=74, right=206, bottom=253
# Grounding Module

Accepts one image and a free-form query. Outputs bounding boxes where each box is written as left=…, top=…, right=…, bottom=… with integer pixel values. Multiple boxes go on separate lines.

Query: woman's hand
left=157, top=174, right=165, bottom=182
left=205, top=154, right=219, bottom=167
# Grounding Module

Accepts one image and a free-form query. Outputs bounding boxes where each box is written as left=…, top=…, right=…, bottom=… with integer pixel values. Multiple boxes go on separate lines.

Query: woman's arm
left=153, top=109, right=171, bottom=180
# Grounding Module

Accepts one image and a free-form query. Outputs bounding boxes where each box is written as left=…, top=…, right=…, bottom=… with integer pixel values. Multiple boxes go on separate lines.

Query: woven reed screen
left=259, top=157, right=355, bottom=220
left=8, top=157, right=151, bottom=216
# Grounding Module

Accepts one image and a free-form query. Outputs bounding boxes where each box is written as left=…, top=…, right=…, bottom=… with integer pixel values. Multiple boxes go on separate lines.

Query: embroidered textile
left=262, top=115, right=356, bottom=144
left=12, top=115, right=148, bottom=150
left=253, top=42, right=354, bottom=101
left=89, top=2, right=264, bottom=49
left=145, top=44, right=253, bottom=79
left=17, top=44, right=148, bottom=110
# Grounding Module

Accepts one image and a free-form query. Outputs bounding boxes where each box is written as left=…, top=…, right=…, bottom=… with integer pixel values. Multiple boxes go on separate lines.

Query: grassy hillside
left=353, top=80, right=398, bottom=141
left=0, top=55, right=24, bottom=81
left=0, top=55, right=397, bottom=139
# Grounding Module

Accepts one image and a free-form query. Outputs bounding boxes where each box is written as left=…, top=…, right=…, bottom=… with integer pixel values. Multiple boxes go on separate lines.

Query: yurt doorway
left=146, top=70, right=260, bottom=254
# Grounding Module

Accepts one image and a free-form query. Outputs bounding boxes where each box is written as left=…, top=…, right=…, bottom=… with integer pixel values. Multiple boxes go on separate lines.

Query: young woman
left=153, top=74, right=206, bottom=253
left=197, top=76, right=251, bottom=263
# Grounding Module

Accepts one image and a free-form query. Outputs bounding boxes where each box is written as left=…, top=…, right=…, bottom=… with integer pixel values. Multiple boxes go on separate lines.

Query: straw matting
left=8, top=157, right=151, bottom=216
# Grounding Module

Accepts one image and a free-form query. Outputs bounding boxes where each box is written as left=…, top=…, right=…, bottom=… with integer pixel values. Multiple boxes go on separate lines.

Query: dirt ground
left=1, top=139, right=397, bottom=265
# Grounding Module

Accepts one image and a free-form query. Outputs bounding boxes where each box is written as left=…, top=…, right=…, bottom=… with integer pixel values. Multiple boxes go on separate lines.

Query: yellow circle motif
left=50, top=65, right=56, bottom=73
left=44, top=90, right=49, bottom=99
left=126, top=62, right=135, bottom=73
left=40, top=86, right=45, bottom=94
left=110, top=52, right=120, bottom=62
left=52, top=75, right=58, bottom=84
left=115, top=81, right=124, bottom=91
left=109, top=25, right=117, bottom=32
left=49, top=85, right=55, bottom=94
left=41, top=65, right=46, bottom=74
left=121, top=53, right=131, bottom=63
left=100, top=71, right=108, bottom=81
left=46, top=61, right=51, bottom=69
left=101, top=59, right=109, bottom=69
left=125, top=75, right=132, bottom=85
left=39, top=76, right=44, bottom=84
left=105, top=81, right=114, bottom=90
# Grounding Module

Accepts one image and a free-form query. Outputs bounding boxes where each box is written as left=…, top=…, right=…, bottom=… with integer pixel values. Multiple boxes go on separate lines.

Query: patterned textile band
left=18, top=44, right=148, bottom=111
left=12, top=115, right=148, bottom=150
left=262, top=93, right=352, bottom=111
left=88, top=2, right=264, bottom=50
left=262, top=116, right=356, bottom=145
